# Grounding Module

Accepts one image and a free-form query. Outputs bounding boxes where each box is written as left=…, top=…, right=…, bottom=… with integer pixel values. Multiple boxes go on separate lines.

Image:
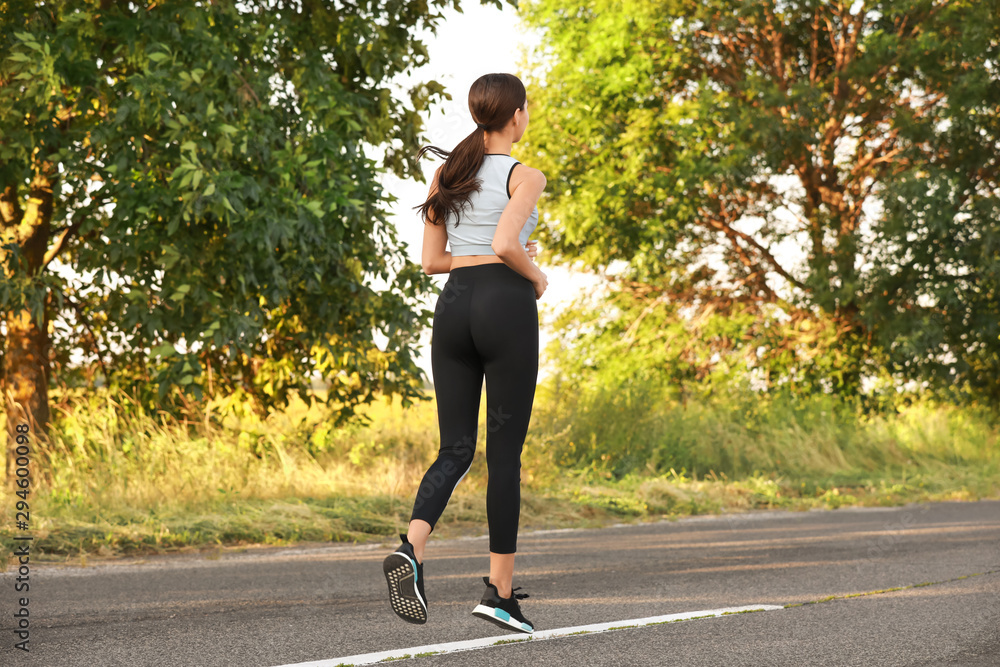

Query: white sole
left=472, top=603, right=534, bottom=634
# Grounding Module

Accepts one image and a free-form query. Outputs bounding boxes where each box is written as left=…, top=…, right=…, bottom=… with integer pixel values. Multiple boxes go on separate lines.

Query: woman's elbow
left=491, top=241, right=518, bottom=257
left=422, top=257, right=447, bottom=275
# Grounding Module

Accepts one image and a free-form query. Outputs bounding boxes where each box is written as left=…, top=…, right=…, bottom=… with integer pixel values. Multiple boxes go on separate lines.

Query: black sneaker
left=471, top=575, right=535, bottom=633
left=382, top=533, right=427, bottom=624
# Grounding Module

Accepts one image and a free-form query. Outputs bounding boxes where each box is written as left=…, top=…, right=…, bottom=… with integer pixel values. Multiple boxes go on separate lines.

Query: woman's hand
left=532, top=271, right=548, bottom=300
left=525, top=241, right=545, bottom=298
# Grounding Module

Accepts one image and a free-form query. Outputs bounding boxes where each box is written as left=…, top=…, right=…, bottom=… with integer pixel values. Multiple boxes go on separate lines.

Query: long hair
left=414, top=73, right=527, bottom=227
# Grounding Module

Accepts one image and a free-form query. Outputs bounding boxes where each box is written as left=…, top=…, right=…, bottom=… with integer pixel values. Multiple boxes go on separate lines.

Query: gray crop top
left=445, top=154, right=539, bottom=256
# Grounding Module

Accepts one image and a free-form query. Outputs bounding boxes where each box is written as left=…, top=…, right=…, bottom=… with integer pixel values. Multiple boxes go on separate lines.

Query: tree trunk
left=4, top=306, right=52, bottom=486
left=1, top=173, right=55, bottom=486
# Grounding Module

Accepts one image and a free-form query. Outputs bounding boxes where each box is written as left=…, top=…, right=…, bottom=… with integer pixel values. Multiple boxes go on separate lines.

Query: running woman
left=382, top=72, right=547, bottom=635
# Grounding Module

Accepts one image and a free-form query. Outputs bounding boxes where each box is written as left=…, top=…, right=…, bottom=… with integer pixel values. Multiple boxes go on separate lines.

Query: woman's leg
left=408, top=270, right=484, bottom=561
left=471, top=265, right=539, bottom=598
left=489, top=553, right=516, bottom=599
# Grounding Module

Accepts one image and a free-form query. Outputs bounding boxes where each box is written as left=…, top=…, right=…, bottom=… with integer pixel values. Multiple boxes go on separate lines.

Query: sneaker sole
left=383, top=553, right=427, bottom=624
left=472, top=604, right=534, bottom=634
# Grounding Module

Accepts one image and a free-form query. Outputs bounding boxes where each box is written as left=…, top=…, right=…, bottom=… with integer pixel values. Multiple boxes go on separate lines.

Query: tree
left=0, top=0, right=506, bottom=483
left=520, top=0, right=1000, bottom=404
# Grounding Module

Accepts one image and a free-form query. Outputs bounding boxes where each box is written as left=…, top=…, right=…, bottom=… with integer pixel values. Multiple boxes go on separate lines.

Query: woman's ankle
left=491, top=580, right=512, bottom=599
left=406, top=537, right=426, bottom=563
left=406, top=520, right=432, bottom=563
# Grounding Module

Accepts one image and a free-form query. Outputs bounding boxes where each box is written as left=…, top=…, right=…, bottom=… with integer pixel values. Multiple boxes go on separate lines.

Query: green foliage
left=533, top=310, right=999, bottom=480
left=519, top=0, right=1000, bottom=405
left=536, top=274, right=886, bottom=456
left=0, top=0, right=510, bottom=422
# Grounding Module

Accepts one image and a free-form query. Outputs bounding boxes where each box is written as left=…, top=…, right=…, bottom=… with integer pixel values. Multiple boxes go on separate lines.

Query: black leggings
left=410, top=262, right=539, bottom=554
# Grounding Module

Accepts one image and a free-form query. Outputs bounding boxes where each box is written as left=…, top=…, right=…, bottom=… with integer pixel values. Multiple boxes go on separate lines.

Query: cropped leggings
left=410, top=262, right=539, bottom=554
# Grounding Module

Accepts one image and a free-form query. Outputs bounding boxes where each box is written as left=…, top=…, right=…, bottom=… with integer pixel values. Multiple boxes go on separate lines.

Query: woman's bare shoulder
left=509, top=162, right=546, bottom=193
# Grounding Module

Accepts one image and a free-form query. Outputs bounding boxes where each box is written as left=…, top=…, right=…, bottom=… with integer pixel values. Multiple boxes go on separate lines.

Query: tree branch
left=699, top=195, right=806, bottom=296
left=40, top=197, right=106, bottom=270
left=41, top=215, right=85, bottom=269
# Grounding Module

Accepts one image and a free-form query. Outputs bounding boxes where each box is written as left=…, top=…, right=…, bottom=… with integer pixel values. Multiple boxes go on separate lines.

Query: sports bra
left=444, top=154, right=539, bottom=256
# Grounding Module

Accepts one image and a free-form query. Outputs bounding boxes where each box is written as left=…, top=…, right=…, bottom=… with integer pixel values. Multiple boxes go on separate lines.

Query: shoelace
left=510, top=586, right=529, bottom=601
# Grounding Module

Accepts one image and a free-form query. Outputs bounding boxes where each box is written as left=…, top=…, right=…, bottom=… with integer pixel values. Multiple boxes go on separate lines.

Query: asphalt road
left=1, top=499, right=998, bottom=666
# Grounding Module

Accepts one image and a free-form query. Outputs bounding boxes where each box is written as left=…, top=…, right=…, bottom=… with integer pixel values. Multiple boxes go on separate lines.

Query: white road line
left=273, top=603, right=785, bottom=667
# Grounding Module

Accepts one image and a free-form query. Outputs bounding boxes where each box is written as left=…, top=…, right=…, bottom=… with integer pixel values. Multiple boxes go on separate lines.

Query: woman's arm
left=421, top=166, right=452, bottom=275
left=422, top=224, right=451, bottom=275
left=491, top=165, right=546, bottom=284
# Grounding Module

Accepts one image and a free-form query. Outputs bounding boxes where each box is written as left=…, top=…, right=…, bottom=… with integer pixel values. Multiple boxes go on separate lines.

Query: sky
left=371, top=2, right=605, bottom=387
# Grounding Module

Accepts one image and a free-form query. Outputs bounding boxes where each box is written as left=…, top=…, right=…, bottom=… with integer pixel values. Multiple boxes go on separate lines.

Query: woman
left=382, top=72, right=547, bottom=635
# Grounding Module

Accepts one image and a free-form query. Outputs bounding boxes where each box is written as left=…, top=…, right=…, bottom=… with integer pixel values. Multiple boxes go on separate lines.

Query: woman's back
left=445, top=154, right=539, bottom=258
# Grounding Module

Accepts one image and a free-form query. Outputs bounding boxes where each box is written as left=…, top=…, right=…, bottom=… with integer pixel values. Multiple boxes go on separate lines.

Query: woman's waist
left=447, top=260, right=531, bottom=284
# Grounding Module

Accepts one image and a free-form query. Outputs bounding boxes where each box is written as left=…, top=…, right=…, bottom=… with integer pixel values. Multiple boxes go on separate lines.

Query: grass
left=0, top=381, right=997, bottom=569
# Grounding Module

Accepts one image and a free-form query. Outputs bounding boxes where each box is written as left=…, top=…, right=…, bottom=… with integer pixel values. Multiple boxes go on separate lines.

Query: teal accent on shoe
left=495, top=609, right=511, bottom=622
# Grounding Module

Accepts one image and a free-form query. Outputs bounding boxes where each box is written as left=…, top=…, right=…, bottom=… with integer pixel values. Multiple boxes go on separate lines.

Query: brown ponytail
left=414, top=73, right=527, bottom=227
